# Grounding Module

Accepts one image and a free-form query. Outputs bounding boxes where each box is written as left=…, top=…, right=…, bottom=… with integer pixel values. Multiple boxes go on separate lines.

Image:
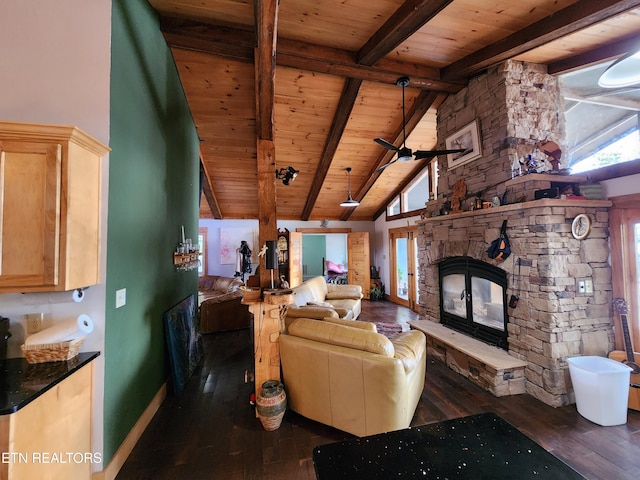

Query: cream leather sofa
left=280, top=318, right=426, bottom=437
left=286, top=276, right=363, bottom=323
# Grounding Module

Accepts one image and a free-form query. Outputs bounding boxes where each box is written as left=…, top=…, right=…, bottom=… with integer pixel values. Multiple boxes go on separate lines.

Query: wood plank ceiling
left=148, top=0, right=640, bottom=221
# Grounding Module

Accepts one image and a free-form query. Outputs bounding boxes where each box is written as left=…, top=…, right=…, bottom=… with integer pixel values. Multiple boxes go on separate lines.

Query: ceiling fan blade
left=413, top=148, right=468, bottom=160
left=374, top=137, right=399, bottom=152
left=376, top=159, right=397, bottom=172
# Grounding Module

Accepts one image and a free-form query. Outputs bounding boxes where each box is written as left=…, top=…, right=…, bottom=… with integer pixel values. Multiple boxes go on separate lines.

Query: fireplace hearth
left=439, top=257, right=508, bottom=350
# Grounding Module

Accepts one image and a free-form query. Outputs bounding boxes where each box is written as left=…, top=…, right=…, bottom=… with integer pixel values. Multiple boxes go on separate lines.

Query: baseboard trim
left=93, top=383, right=167, bottom=480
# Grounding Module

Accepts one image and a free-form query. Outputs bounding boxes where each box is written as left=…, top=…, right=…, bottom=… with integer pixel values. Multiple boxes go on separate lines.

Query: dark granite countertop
left=313, top=412, right=586, bottom=479
left=0, top=352, right=100, bottom=415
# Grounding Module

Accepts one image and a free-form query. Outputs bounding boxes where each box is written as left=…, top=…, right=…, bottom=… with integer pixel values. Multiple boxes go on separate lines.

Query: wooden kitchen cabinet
left=0, top=354, right=98, bottom=480
left=0, top=121, right=109, bottom=292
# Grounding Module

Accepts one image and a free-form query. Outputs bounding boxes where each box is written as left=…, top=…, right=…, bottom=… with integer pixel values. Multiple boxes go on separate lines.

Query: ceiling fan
left=374, top=76, right=469, bottom=172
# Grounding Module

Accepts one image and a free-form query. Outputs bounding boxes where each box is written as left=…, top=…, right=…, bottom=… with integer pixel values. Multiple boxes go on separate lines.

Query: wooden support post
left=256, top=138, right=278, bottom=288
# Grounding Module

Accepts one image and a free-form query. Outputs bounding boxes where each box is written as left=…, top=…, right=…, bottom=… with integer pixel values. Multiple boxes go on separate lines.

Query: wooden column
left=256, top=139, right=278, bottom=288
left=243, top=292, right=294, bottom=416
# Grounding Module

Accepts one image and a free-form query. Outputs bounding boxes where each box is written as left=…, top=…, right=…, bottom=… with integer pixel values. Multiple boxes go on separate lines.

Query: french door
left=390, top=227, right=419, bottom=312
left=610, top=194, right=640, bottom=353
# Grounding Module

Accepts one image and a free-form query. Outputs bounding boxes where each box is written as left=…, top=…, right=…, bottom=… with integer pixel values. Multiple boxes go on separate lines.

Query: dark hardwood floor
left=117, top=301, right=640, bottom=480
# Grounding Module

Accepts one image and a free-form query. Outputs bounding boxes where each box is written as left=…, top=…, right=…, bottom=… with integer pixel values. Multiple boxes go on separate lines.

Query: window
left=560, top=62, right=640, bottom=174
left=198, top=227, right=208, bottom=276
left=403, top=170, right=430, bottom=211
left=386, top=161, right=437, bottom=218
left=387, top=197, right=400, bottom=216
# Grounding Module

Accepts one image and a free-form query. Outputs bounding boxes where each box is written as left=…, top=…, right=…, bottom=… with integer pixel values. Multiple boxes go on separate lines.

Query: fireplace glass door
left=440, top=257, right=508, bottom=349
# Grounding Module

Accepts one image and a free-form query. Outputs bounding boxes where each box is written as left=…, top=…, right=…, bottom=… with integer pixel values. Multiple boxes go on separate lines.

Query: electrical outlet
left=578, top=280, right=585, bottom=293
left=26, top=313, right=43, bottom=334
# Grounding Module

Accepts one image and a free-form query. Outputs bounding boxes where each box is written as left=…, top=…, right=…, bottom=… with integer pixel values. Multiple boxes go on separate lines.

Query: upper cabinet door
left=0, top=141, right=62, bottom=288
left=0, top=121, right=109, bottom=293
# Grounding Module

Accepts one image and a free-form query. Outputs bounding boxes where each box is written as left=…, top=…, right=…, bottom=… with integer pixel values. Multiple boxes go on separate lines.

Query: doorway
left=610, top=194, right=640, bottom=355
left=302, top=235, right=328, bottom=281
left=389, top=227, right=419, bottom=312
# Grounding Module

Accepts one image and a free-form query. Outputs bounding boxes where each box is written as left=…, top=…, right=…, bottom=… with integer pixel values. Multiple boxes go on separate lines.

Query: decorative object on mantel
left=571, top=214, right=592, bottom=240
left=173, top=225, right=200, bottom=271
left=450, top=178, right=467, bottom=213
left=536, top=140, right=562, bottom=171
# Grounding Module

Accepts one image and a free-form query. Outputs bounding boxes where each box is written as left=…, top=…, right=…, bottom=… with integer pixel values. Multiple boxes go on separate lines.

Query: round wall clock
left=571, top=214, right=591, bottom=240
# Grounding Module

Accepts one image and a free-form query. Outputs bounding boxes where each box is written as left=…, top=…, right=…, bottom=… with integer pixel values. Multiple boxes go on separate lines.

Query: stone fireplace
left=416, top=60, right=615, bottom=407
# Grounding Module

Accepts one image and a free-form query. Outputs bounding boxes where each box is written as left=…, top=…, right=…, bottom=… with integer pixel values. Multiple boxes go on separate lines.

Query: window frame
left=386, top=161, right=437, bottom=220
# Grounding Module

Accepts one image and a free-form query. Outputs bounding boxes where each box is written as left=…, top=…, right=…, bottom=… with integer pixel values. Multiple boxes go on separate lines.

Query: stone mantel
left=418, top=198, right=612, bottom=226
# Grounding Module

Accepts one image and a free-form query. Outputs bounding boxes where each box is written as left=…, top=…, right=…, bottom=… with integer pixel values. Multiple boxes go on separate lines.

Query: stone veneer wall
left=419, top=60, right=615, bottom=407
left=433, top=60, right=562, bottom=211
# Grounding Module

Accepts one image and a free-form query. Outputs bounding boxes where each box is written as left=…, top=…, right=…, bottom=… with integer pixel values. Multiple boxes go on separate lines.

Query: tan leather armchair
left=280, top=318, right=426, bottom=437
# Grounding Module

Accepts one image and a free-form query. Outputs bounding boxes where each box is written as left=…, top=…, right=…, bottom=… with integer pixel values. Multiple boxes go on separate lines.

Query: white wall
left=0, top=0, right=111, bottom=466
left=199, top=218, right=376, bottom=276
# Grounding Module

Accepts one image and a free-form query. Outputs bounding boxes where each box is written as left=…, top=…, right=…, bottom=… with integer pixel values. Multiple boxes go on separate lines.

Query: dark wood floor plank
left=117, top=300, right=640, bottom=480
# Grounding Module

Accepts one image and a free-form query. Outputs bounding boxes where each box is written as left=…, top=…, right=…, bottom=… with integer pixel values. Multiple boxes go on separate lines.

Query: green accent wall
left=105, top=0, right=200, bottom=464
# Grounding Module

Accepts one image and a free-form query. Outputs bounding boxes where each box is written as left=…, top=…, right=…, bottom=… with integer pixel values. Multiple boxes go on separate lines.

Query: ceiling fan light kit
left=373, top=76, right=466, bottom=172
left=340, top=167, right=360, bottom=207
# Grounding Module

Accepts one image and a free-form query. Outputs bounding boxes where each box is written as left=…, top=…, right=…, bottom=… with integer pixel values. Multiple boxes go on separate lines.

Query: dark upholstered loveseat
left=198, top=276, right=251, bottom=333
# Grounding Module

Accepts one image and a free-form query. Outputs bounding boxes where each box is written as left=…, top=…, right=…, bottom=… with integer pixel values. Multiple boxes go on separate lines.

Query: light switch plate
left=116, top=288, right=127, bottom=308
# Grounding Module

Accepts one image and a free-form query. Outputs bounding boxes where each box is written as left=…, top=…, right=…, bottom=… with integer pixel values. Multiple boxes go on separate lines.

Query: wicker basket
left=21, top=337, right=84, bottom=364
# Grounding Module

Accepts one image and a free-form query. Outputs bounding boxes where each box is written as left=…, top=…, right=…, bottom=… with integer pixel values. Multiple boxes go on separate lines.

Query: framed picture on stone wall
left=445, top=120, right=482, bottom=169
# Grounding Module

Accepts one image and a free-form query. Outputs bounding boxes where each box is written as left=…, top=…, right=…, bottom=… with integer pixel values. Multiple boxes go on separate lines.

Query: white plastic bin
left=567, top=356, right=632, bottom=426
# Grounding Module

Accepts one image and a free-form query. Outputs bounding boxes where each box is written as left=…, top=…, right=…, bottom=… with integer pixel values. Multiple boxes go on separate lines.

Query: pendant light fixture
left=340, top=167, right=360, bottom=207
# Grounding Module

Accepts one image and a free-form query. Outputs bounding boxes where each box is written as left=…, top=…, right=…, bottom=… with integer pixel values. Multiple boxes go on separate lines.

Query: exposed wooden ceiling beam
left=301, top=78, right=363, bottom=221
left=159, top=17, right=464, bottom=92
left=547, top=34, right=640, bottom=74
left=200, top=159, right=221, bottom=219
left=441, top=0, right=640, bottom=80
left=358, top=0, right=454, bottom=65
left=254, top=0, right=278, bottom=141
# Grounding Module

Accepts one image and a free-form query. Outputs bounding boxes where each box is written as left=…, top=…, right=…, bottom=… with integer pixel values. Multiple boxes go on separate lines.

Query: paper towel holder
left=20, top=287, right=89, bottom=304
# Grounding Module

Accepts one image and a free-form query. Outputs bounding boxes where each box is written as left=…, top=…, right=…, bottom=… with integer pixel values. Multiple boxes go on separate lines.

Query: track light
left=275, top=166, right=299, bottom=185
left=340, top=167, right=360, bottom=207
